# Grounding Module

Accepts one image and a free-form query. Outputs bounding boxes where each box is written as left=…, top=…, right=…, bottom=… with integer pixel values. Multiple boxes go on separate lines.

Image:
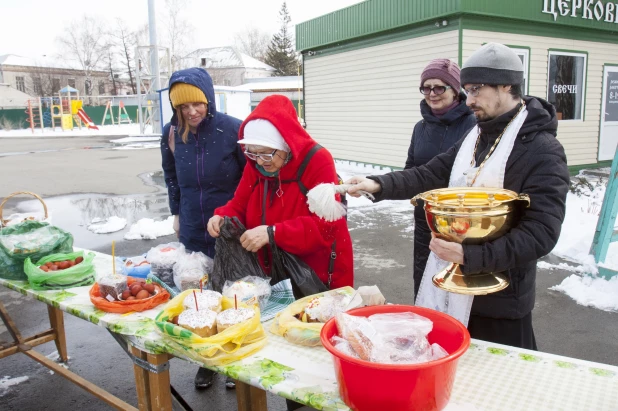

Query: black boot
left=194, top=367, right=215, bottom=389
left=225, top=376, right=236, bottom=389
left=286, top=399, right=304, bottom=410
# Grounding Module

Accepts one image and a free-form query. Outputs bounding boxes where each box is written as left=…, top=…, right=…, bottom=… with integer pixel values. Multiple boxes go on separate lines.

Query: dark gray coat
left=370, top=97, right=570, bottom=319
left=405, top=95, right=476, bottom=297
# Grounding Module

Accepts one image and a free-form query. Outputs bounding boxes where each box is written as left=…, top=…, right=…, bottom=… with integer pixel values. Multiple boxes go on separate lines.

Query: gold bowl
left=411, top=187, right=530, bottom=295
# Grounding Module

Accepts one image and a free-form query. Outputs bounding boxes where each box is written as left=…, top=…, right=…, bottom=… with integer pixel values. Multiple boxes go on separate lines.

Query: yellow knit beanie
left=169, top=83, right=208, bottom=108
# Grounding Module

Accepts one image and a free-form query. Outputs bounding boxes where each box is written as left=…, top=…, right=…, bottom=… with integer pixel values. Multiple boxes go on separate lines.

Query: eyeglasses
left=463, top=84, right=487, bottom=97
left=244, top=149, right=277, bottom=162
left=419, top=85, right=452, bottom=96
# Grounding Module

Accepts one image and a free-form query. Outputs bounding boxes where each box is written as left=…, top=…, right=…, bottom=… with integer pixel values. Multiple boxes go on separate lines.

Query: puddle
left=1, top=172, right=171, bottom=251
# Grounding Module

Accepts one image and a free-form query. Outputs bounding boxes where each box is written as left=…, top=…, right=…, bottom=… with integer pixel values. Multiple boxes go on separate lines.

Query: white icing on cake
left=183, top=290, right=222, bottom=311
left=217, top=308, right=254, bottom=326
left=178, top=309, right=217, bottom=329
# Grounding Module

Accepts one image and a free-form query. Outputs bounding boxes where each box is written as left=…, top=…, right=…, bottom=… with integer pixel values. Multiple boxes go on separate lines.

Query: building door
left=599, top=65, right=618, bottom=161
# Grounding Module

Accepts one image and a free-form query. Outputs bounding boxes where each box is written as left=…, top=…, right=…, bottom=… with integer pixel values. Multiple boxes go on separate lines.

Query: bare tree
left=234, top=26, right=271, bottom=61
left=28, top=66, right=57, bottom=97
left=103, top=50, right=119, bottom=95
left=56, top=15, right=109, bottom=95
left=109, top=18, right=137, bottom=94
left=161, top=0, right=194, bottom=71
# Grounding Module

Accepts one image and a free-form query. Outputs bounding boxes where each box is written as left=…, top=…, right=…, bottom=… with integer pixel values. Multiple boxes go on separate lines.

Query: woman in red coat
left=207, top=95, right=353, bottom=290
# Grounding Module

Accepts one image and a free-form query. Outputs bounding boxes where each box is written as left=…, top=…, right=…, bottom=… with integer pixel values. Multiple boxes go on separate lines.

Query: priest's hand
left=240, top=225, right=269, bottom=252
left=429, top=233, right=464, bottom=265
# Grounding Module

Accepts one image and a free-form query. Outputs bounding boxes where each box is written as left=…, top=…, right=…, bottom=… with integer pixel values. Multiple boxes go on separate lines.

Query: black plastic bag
left=268, top=226, right=328, bottom=299
left=211, top=217, right=266, bottom=292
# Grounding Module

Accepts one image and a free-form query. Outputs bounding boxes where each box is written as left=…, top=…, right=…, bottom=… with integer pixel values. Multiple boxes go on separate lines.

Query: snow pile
left=0, top=376, right=29, bottom=397
left=87, top=216, right=127, bottom=234
left=550, top=275, right=618, bottom=312
left=124, top=216, right=175, bottom=240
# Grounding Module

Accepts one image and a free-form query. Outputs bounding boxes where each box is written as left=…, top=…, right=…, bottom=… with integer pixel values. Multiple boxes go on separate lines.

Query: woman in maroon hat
left=405, top=59, right=477, bottom=299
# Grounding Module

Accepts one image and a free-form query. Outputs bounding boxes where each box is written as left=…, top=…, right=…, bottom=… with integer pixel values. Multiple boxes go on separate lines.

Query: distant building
left=234, top=76, right=303, bottom=112
left=0, top=83, right=32, bottom=108
left=0, top=54, right=111, bottom=98
left=182, top=47, right=275, bottom=87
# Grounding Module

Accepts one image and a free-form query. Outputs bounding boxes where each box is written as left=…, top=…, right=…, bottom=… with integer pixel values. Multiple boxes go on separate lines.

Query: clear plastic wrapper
left=223, top=276, right=272, bottom=312
left=334, top=312, right=448, bottom=365
left=330, top=335, right=359, bottom=359
left=303, top=292, right=352, bottom=323
left=147, top=242, right=185, bottom=287
left=120, top=255, right=151, bottom=278
left=98, top=275, right=128, bottom=302
left=173, top=251, right=212, bottom=291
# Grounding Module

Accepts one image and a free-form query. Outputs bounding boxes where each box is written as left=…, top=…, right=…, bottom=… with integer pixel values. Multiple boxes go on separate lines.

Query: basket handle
left=0, top=191, right=49, bottom=225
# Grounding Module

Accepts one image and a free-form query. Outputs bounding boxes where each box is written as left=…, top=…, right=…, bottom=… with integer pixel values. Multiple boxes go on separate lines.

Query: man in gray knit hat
left=346, top=43, right=570, bottom=350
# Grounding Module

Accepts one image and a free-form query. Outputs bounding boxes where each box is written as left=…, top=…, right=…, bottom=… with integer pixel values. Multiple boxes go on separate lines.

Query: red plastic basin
left=320, top=305, right=470, bottom=411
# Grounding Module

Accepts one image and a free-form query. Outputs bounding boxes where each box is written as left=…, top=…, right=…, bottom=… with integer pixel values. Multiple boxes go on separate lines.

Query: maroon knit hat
left=420, top=59, right=461, bottom=92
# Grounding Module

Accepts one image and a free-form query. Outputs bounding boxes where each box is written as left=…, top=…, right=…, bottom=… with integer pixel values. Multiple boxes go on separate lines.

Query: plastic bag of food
left=211, top=217, right=266, bottom=292
left=270, top=286, right=355, bottom=346
left=0, top=220, right=73, bottom=281
left=331, top=335, right=359, bottom=359
left=334, top=311, right=448, bottom=364
left=223, top=276, right=272, bottom=312
left=120, top=255, right=151, bottom=278
left=90, top=277, right=170, bottom=313
left=24, top=250, right=95, bottom=290
left=147, top=242, right=185, bottom=287
left=173, top=251, right=212, bottom=291
left=154, top=290, right=266, bottom=366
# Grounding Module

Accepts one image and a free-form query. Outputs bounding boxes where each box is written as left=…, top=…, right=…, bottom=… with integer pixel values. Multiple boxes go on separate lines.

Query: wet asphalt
left=0, top=136, right=617, bottom=410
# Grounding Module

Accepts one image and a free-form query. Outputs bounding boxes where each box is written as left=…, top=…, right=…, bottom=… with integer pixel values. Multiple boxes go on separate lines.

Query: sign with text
left=605, top=71, right=618, bottom=122
left=543, top=0, right=618, bottom=24
left=547, top=53, right=586, bottom=120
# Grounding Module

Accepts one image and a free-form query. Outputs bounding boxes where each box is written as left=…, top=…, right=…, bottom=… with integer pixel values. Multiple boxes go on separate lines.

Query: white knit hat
left=238, top=119, right=291, bottom=152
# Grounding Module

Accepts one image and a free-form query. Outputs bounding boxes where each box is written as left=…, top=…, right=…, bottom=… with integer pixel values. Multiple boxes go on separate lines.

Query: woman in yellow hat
left=161, top=67, right=246, bottom=389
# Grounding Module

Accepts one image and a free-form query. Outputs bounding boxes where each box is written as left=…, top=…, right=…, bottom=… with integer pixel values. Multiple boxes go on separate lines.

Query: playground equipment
left=101, top=101, right=133, bottom=125
left=26, top=86, right=99, bottom=133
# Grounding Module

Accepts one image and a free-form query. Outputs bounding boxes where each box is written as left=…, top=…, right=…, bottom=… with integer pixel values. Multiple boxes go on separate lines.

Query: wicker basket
left=0, top=191, right=49, bottom=227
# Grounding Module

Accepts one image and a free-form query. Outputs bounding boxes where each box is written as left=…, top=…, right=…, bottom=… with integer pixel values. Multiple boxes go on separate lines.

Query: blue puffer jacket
left=161, top=68, right=246, bottom=257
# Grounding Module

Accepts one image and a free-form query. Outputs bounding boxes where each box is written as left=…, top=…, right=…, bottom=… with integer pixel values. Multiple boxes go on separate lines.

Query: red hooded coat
left=214, top=95, right=354, bottom=289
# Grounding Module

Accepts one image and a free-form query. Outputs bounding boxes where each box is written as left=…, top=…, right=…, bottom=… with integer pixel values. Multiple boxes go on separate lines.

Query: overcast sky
left=0, top=0, right=364, bottom=58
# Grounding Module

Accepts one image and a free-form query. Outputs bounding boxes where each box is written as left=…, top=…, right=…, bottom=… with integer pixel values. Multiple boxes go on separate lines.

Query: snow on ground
left=110, top=136, right=160, bottom=144
left=124, top=216, right=175, bottom=240
left=87, top=216, right=127, bottom=234
left=550, top=275, right=618, bottom=312
left=0, top=376, right=29, bottom=397
left=334, top=161, right=618, bottom=312
left=0, top=124, right=155, bottom=138
left=113, top=143, right=160, bottom=150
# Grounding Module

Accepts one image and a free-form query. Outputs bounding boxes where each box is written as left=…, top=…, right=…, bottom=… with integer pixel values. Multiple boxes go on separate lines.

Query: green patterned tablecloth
left=1, top=250, right=617, bottom=410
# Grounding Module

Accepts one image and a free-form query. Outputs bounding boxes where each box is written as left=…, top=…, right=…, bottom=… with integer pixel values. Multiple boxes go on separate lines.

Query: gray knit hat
left=460, top=43, right=524, bottom=86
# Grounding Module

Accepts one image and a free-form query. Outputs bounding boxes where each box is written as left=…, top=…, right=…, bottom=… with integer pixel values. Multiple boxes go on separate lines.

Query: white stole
left=415, top=106, right=528, bottom=326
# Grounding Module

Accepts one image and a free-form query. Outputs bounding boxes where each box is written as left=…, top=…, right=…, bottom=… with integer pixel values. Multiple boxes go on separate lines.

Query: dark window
left=201, top=58, right=206, bottom=66
left=98, top=81, right=106, bottom=95
left=33, top=79, right=42, bottom=95
left=52, top=78, right=60, bottom=91
left=85, top=79, right=92, bottom=95
left=68, top=78, right=76, bottom=88
left=547, top=52, right=586, bottom=120
left=16, top=76, right=25, bottom=92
